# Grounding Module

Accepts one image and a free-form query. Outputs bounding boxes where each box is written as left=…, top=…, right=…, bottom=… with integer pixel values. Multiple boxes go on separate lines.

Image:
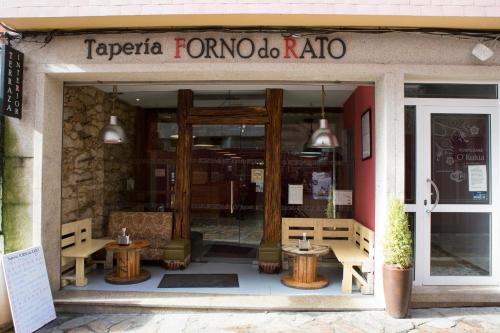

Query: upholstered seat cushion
left=108, top=212, right=173, bottom=261
left=164, top=239, right=191, bottom=261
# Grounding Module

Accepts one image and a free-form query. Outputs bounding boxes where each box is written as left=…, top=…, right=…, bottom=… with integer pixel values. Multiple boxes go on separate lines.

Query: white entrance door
left=410, top=99, right=499, bottom=285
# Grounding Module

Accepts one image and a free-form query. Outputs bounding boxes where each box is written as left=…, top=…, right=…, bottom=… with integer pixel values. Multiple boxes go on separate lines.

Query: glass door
left=415, top=102, right=499, bottom=285
left=190, top=124, right=265, bottom=262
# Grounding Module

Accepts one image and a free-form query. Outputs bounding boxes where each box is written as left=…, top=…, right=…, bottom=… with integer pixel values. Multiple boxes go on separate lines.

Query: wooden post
left=263, top=89, right=283, bottom=243
left=174, top=90, right=193, bottom=240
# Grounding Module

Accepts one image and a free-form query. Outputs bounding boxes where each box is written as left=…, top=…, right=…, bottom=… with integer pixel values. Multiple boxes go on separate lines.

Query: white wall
left=1, top=0, right=499, bottom=19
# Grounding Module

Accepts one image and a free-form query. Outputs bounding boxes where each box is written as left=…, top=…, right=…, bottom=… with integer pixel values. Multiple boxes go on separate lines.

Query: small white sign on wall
left=2, top=246, right=56, bottom=333
left=288, top=184, right=304, bottom=205
left=468, top=165, right=487, bottom=192
left=335, top=190, right=353, bottom=205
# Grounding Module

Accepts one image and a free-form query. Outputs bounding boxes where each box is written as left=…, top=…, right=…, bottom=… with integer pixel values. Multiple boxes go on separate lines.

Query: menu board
left=2, top=246, right=56, bottom=333
left=432, top=114, right=489, bottom=204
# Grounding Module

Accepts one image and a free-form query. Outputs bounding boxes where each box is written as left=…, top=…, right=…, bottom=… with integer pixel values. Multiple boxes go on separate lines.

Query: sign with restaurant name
left=84, top=36, right=346, bottom=61
left=0, top=45, right=23, bottom=119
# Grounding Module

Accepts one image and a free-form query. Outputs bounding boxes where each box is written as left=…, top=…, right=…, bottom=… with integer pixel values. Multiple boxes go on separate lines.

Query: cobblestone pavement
left=20, top=307, right=500, bottom=332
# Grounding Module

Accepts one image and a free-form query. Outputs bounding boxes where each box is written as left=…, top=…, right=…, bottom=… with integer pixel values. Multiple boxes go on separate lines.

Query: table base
left=280, top=254, right=329, bottom=289
left=105, top=270, right=151, bottom=285
left=281, top=274, right=329, bottom=289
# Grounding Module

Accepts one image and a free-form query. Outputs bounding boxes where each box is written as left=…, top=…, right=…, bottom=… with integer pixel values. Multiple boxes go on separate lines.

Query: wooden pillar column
left=174, top=90, right=193, bottom=240
left=263, top=89, right=283, bottom=243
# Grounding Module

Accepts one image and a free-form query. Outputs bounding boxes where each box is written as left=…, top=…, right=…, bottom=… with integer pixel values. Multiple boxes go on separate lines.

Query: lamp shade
left=301, top=138, right=322, bottom=156
left=309, top=119, right=339, bottom=148
left=101, top=115, right=127, bottom=144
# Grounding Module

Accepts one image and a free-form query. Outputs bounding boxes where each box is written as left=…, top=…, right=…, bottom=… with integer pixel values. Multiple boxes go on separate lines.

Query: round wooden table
left=105, top=240, right=151, bottom=284
left=281, top=244, right=330, bottom=289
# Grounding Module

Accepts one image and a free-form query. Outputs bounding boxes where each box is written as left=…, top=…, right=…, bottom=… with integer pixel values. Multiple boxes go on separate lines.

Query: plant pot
left=383, top=264, right=412, bottom=318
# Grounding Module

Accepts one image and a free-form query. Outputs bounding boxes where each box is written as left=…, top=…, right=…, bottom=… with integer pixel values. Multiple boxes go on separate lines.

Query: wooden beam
left=174, top=90, right=193, bottom=240
left=263, top=89, right=283, bottom=243
left=187, top=106, right=268, bottom=125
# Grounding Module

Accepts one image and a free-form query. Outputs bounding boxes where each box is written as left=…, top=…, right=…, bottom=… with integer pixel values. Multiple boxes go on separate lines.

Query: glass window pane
left=190, top=124, right=265, bottom=248
left=405, top=106, right=416, bottom=204
left=431, top=114, right=490, bottom=204
left=281, top=111, right=353, bottom=219
left=431, top=212, right=491, bottom=276
left=405, top=84, right=498, bottom=99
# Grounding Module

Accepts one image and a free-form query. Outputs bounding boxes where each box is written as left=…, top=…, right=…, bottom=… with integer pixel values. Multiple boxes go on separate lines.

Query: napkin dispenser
left=298, top=232, right=310, bottom=251
left=117, top=227, right=131, bottom=245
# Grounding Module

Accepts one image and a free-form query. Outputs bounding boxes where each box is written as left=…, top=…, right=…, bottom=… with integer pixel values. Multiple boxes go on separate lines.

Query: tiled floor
left=64, top=262, right=348, bottom=296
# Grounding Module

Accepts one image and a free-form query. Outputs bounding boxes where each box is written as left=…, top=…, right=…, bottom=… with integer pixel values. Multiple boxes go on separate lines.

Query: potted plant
left=383, top=197, right=413, bottom=318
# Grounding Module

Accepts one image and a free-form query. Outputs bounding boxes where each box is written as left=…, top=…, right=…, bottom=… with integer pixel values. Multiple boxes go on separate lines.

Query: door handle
left=426, top=178, right=440, bottom=213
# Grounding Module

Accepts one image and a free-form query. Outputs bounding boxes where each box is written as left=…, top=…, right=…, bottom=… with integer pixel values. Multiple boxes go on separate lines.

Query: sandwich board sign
left=2, top=246, right=56, bottom=333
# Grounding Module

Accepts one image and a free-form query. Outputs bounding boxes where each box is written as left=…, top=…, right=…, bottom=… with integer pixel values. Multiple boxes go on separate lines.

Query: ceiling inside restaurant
left=93, top=83, right=365, bottom=109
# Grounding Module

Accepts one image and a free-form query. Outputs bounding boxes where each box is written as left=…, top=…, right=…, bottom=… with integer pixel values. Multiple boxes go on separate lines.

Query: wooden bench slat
left=321, top=231, right=351, bottom=238
left=286, top=230, right=315, bottom=237
left=61, top=235, right=76, bottom=248
left=62, top=239, right=113, bottom=258
left=329, top=240, right=369, bottom=265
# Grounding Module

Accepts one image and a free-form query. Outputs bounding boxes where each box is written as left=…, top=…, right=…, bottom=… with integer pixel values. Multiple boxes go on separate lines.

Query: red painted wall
left=343, top=86, right=375, bottom=230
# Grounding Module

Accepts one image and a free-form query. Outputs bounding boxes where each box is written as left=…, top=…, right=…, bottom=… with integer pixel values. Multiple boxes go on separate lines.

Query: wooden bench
left=61, top=218, right=113, bottom=287
left=282, top=218, right=374, bottom=294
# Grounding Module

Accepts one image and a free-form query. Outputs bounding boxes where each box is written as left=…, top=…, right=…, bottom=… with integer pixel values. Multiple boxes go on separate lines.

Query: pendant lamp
left=301, top=118, right=322, bottom=157
left=309, top=85, right=339, bottom=149
left=101, top=85, right=127, bottom=144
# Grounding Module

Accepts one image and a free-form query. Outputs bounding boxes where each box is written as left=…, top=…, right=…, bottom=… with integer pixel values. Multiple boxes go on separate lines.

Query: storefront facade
left=2, top=5, right=500, bottom=323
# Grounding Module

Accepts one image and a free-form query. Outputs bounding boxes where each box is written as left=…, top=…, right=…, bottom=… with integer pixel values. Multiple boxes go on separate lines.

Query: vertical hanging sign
left=0, top=44, right=23, bottom=119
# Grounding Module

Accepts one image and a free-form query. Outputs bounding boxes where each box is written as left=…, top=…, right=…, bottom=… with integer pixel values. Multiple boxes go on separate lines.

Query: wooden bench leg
left=362, top=272, right=374, bottom=295
left=75, top=257, right=88, bottom=287
left=342, top=264, right=353, bottom=294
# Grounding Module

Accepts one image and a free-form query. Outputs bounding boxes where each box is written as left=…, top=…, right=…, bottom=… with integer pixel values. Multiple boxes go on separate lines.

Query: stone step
left=411, top=285, right=500, bottom=309
left=54, top=290, right=383, bottom=314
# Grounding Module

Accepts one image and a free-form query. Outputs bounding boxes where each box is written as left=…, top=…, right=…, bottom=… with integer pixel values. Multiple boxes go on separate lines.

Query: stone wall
left=62, top=86, right=137, bottom=238
left=103, top=94, right=137, bottom=220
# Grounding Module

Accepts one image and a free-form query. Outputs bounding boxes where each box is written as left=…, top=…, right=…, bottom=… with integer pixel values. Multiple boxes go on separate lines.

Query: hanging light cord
left=321, top=85, right=325, bottom=119
left=112, top=85, right=117, bottom=113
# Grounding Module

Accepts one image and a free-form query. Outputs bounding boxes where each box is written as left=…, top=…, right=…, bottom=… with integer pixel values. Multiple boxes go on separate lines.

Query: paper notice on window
left=288, top=184, right=303, bottom=205
left=251, top=169, right=264, bottom=183
left=335, top=190, right=353, bottom=205
left=468, top=165, right=487, bottom=192
left=155, top=168, right=166, bottom=177
left=312, top=172, right=331, bottom=200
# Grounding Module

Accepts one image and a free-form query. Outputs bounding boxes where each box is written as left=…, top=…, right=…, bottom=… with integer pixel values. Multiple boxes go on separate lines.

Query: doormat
left=158, top=274, right=239, bottom=288
left=205, top=244, right=257, bottom=258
